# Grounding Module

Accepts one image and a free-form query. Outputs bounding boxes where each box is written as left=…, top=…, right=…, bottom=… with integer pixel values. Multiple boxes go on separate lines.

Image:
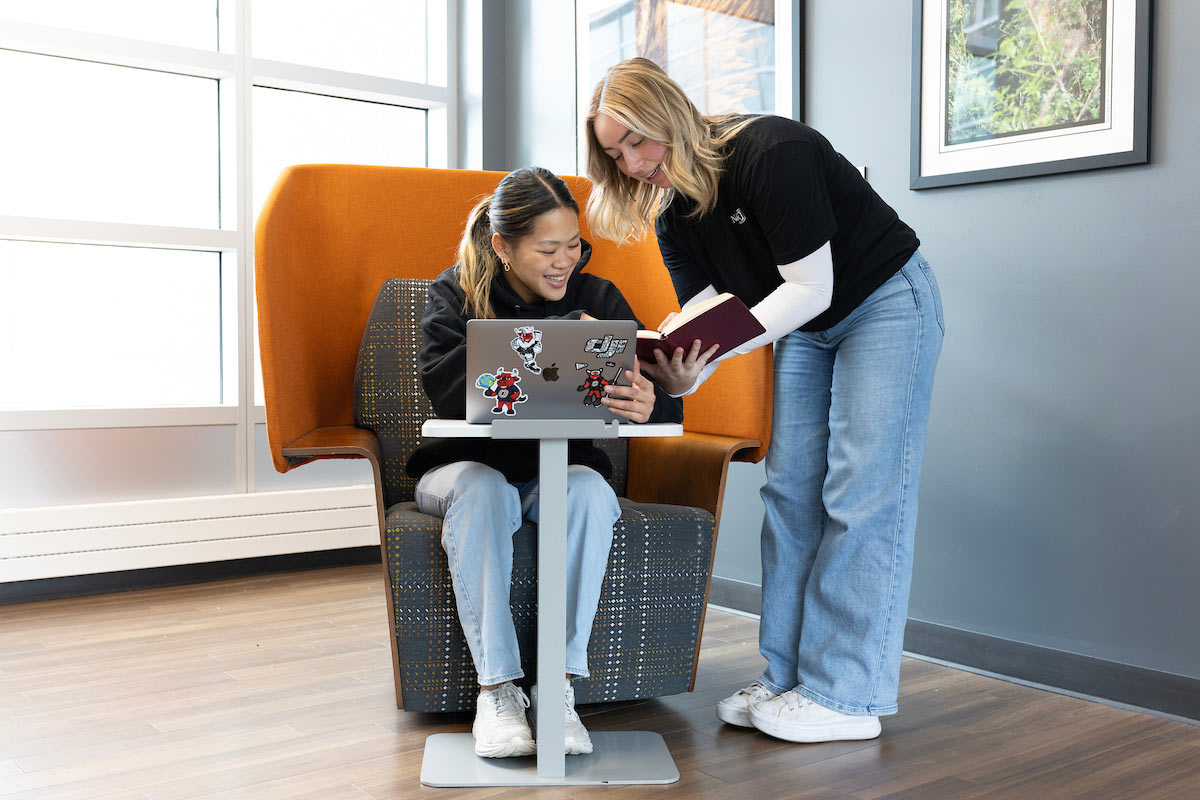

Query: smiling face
left=492, top=206, right=581, bottom=304
left=592, top=113, right=672, bottom=190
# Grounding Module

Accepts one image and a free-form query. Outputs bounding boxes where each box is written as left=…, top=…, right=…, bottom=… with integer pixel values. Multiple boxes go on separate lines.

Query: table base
left=420, top=731, right=679, bottom=787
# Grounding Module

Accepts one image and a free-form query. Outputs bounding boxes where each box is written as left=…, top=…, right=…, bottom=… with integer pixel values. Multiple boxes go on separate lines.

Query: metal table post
left=419, top=419, right=682, bottom=787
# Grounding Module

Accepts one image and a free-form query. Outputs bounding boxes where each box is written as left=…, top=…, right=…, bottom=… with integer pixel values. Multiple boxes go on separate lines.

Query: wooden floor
left=1, top=565, right=1197, bottom=800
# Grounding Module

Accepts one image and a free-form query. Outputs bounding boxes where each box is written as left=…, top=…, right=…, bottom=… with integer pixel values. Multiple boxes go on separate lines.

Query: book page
left=665, top=293, right=732, bottom=333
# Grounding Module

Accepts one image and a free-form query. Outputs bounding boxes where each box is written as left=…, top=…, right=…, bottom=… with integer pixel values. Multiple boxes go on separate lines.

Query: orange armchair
left=256, top=165, right=772, bottom=709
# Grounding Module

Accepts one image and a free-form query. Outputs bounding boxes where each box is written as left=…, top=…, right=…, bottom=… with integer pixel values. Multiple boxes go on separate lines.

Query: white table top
left=421, top=419, right=683, bottom=439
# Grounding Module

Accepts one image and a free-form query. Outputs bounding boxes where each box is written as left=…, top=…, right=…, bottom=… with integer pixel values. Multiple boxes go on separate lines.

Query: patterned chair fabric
left=355, top=278, right=716, bottom=711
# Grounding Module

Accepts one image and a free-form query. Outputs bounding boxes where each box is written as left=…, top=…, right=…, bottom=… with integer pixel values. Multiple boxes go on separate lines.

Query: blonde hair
left=584, top=57, right=757, bottom=243
left=457, top=167, right=580, bottom=319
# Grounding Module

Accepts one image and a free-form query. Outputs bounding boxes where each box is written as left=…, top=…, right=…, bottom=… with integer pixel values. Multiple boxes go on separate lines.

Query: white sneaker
left=473, top=683, right=536, bottom=758
left=530, top=682, right=594, bottom=755
left=716, top=681, right=778, bottom=727
left=563, top=681, right=593, bottom=755
left=749, top=690, right=881, bottom=743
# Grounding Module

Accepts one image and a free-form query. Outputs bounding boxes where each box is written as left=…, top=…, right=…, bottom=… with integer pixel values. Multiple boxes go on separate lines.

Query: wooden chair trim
left=624, top=432, right=759, bottom=517
left=280, top=425, right=380, bottom=460
left=281, top=425, right=404, bottom=710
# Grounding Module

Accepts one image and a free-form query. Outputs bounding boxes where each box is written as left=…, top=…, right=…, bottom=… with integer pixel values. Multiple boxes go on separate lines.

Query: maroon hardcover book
left=635, top=293, right=765, bottom=362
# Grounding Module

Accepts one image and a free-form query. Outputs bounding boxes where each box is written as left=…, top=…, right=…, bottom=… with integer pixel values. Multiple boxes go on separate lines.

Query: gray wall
left=504, top=1, right=578, bottom=175
left=493, top=1, right=1199, bottom=680
left=460, top=0, right=577, bottom=174
left=804, top=0, right=1199, bottom=679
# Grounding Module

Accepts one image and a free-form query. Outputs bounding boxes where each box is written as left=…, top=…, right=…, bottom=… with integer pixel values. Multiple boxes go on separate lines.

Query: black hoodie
left=405, top=240, right=684, bottom=483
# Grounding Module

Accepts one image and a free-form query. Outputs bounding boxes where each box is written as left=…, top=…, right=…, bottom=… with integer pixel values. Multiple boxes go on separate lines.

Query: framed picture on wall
left=575, top=0, right=803, bottom=173
left=910, top=0, right=1152, bottom=189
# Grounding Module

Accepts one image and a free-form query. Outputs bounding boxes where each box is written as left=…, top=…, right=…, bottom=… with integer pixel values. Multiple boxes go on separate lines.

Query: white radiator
left=0, top=485, right=379, bottom=582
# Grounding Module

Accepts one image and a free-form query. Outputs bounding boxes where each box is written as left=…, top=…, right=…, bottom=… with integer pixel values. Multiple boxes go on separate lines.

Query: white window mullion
left=0, top=19, right=235, bottom=79
left=0, top=407, right=240, bottom=432
left=0, top=217, right=238, bottom=251
left=250, top=58, right=449, bottom=108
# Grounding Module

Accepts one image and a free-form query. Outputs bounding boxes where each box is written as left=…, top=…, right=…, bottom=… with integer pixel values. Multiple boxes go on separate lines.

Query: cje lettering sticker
left=583, top=334, right=628, bottom=359
left=510, top=325, right=543, bottom=374
left=477, top=367, right=528, bottom=416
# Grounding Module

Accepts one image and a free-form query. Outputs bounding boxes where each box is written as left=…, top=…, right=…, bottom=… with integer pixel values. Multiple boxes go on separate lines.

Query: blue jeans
left=415, top=461, right=620, bottom=685
left=758, top=251, right=943, bottom=716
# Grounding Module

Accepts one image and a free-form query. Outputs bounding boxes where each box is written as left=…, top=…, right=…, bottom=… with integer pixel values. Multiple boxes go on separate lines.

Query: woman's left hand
left=603, top=357, right=656, bottom=423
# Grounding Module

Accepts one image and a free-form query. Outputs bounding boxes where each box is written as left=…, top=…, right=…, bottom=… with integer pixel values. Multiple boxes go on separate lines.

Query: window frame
left=0, top=1, right=456, bottom=489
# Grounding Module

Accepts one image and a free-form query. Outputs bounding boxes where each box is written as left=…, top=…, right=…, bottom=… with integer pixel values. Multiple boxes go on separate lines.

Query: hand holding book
left=635, top=292, right=766, bottom=362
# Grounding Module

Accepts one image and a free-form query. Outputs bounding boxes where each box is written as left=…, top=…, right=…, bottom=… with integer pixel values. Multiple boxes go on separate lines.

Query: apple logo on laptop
left=542, top=363, right=559, bottom=381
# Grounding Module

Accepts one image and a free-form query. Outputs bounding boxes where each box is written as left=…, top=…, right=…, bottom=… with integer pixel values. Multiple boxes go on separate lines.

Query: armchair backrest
left=256, top=165, right=772, bottom=475
left=352, top=278, right=435, bottom=507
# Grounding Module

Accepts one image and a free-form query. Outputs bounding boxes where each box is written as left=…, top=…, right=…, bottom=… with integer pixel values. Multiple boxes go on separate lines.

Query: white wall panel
left=0, top=425, right=238, bottom=509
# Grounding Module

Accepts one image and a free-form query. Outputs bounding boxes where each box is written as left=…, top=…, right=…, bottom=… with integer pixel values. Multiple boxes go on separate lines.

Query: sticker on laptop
left=476, top=367, right=528, bottom=415
left=583, top=334, right=628, bottom=359
left=510, top=326, right=543, bottom=374
left=576, top=361, right=622, bottom=408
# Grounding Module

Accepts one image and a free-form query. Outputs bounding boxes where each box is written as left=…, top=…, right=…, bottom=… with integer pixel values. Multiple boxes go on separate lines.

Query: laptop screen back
left=464, top=319, right=637, bottom=423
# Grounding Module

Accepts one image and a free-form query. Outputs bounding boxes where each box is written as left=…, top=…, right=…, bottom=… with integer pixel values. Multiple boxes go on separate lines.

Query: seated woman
left=405, top=166, right=682, bottom=758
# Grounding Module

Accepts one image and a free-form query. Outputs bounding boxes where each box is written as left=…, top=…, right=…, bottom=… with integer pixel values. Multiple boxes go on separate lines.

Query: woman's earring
left=502, top=260, right=511, bottom=272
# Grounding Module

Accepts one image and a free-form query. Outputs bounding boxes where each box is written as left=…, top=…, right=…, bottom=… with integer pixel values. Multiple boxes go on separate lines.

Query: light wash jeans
left=415, top=461, right=620, bottom=685
left=758, top=251, right=944, bottom=716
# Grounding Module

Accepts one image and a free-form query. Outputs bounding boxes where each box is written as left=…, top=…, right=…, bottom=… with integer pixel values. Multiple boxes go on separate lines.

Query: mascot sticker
left=476, top=367, right=527, bottom=416
left=576, top=361, right=621, bottom=408
left=510, top=326, right=543, bottom=374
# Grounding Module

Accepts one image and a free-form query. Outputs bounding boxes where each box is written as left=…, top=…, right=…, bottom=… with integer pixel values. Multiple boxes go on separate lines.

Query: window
left=0, top=241, right=222, bottom=409
left=576, top=0, right=795, bottom=170
left=251, top=0, right=430, bottom=84
left=0, top=49, right=220, bottom=228
left=578, top=0, right=782, bottom=116
left=586, top=2, right=637, bottom=89
left=0, top=0, right=219, bottom=50
left=0, top=3, right=453, bottom=437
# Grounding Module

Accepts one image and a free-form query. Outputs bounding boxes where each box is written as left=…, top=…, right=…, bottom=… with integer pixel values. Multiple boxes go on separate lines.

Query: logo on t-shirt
left=730, top=208, right=747, bottom=225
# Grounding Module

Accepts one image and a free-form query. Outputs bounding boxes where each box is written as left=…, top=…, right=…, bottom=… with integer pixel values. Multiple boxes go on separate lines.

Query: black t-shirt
left=655, top=116, right=920, bottom=332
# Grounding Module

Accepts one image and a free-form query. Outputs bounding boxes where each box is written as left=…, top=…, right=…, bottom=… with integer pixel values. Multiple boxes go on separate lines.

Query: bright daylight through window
left=0, top=0, right=443, bottom=412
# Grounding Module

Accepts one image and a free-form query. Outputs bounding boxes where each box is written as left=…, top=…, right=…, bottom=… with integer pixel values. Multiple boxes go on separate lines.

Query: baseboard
left=705, top=578, right=1200, bottom=722
left=905, top=619, right=1200, bottom=723
left=0, top=545, right=382, bottom=606
left=708, top=575, right=762, bottom=615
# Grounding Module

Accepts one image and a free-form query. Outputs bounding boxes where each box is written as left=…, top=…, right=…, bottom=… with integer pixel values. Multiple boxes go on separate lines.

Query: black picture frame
left=910, top=0, right=1152, bottom=190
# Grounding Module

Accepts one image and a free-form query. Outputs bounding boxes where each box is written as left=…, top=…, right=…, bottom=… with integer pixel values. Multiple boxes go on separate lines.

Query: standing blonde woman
left=585, top=58, right=943, bottom=743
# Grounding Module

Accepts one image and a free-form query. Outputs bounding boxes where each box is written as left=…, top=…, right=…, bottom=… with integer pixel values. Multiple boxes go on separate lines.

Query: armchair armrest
left=280, top=425, right=386, bottom=538
left=624, top=431, right=759, bottom=519
left=280, top=424, right=382, bottom=465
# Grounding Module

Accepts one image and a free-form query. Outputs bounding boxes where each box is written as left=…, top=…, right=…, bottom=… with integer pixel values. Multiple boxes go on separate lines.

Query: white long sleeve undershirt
left=671, top=241, right=834, bottom=396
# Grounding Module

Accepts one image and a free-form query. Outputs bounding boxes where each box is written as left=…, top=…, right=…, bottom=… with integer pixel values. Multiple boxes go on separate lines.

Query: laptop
left=465, top=319, right=637, bottom=423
